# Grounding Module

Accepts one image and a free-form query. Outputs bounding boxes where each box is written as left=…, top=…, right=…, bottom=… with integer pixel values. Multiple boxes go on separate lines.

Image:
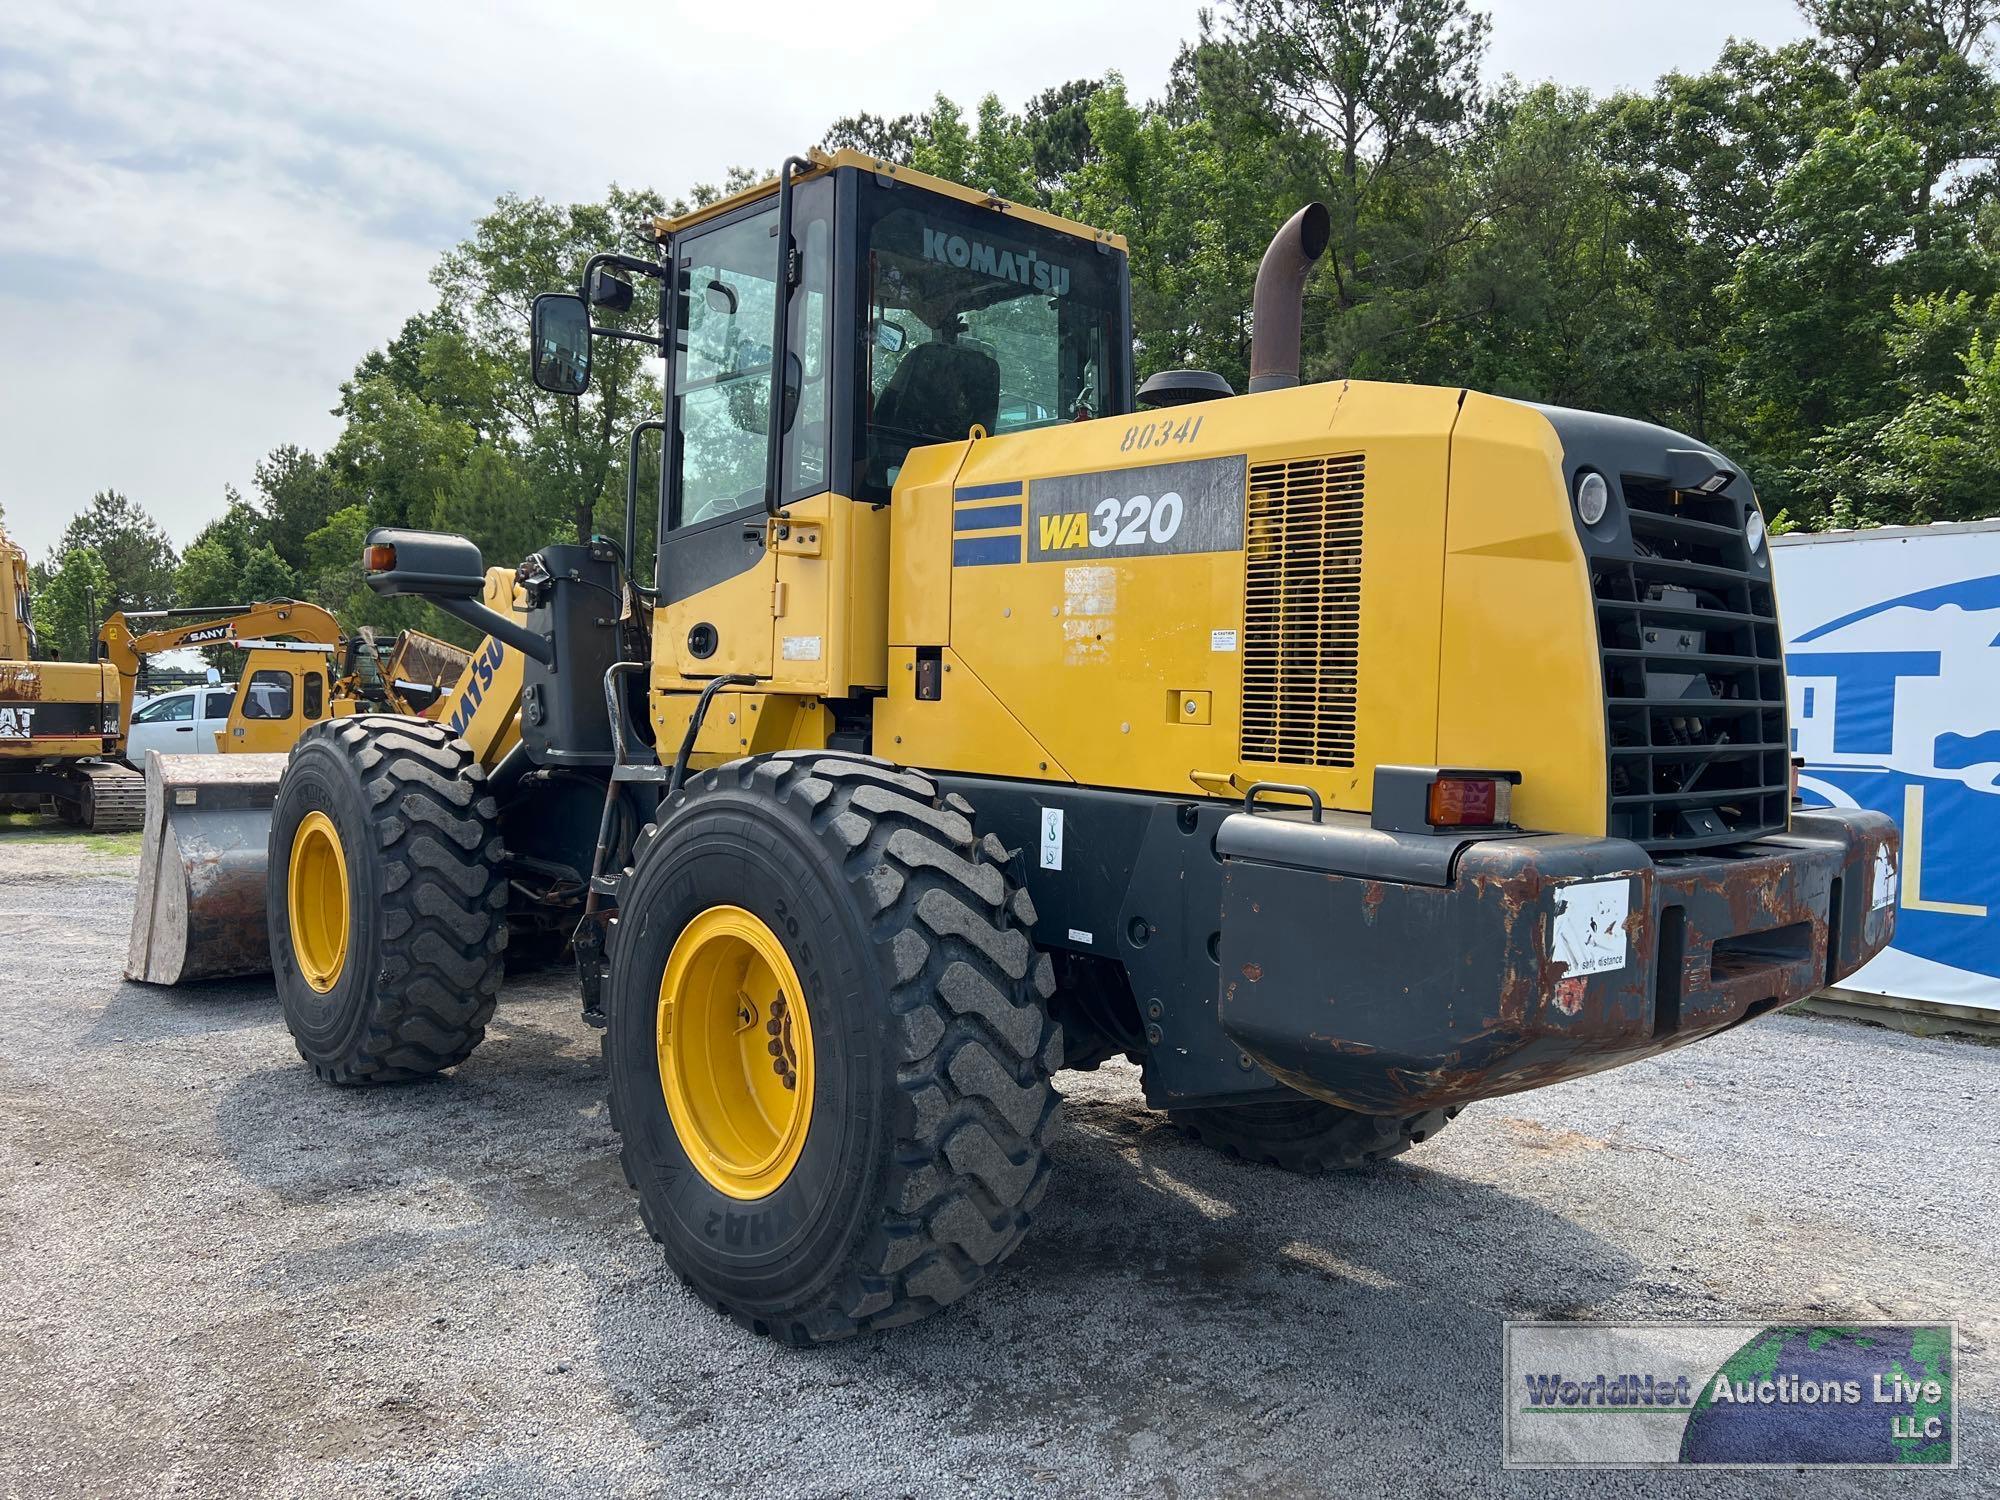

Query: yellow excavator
left=0, top=525, right=140, bottom=829
left=99, top=600, right=468, bottom=753
left=150, top=151, right=1898, bottom=1344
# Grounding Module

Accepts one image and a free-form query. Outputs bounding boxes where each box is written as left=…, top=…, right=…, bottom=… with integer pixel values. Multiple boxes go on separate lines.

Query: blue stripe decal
left=954, top=480, right=1024, bottom=501
left=953, top=503, right=1022, bottom=532
left=953, top=535, right=1021, bottom=567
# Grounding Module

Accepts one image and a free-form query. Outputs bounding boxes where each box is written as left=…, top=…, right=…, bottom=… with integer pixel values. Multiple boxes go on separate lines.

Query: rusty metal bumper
left=1215, top=807, right=1899, bottom=1115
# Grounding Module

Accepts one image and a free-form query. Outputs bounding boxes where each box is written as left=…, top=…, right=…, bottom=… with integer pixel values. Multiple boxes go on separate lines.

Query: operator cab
left=530, top=150, right=1134, bottom=587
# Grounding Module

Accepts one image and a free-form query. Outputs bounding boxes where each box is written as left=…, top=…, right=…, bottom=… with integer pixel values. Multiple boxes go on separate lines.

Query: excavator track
left=73, top=762, right=146, bottom=832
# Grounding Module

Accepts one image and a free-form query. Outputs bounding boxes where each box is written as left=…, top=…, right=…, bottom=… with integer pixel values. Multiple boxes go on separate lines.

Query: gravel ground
left=0, top=823, right=1992, bottom=1498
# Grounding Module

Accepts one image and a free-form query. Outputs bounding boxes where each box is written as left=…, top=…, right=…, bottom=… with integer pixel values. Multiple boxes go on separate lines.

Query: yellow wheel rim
left=657, top=905, right=815, bottom=1200
left=288, top=810, right=350, bottom=994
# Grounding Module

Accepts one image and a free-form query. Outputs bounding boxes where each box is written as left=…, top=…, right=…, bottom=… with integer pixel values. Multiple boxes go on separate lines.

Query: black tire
left=1170, top=1094, right=1460, bottom=1174
left=605, top=751, right=1061, bottom=1344
left=267, top=715, right=507, bottom=1084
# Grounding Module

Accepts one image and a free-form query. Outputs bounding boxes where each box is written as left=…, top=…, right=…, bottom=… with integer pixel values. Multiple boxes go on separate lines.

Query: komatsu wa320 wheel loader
left=239, top=149, right=1894, bottom=1343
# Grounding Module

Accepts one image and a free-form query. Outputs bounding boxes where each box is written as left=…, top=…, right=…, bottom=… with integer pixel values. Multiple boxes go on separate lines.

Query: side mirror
left=530, top=293, right=591, bottom=395
left=362, top=528, right=486, bottom=600
left=362, top=528, right=554, bottom=666
left=874, top=318, right=907, bottom=353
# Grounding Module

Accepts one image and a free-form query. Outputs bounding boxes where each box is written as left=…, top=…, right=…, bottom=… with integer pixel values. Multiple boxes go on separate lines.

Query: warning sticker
left=1039, top=807, right=1064, bottom=870
left=1551, top=878, right=1630, bottom=977
left=1871, top=845, right=1898, bottom=911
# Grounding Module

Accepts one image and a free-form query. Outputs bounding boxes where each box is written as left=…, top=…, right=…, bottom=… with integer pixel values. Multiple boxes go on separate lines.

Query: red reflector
left=363, top=543, right=397, bottom=572
left=1427, top=776, right=1508, bottom=827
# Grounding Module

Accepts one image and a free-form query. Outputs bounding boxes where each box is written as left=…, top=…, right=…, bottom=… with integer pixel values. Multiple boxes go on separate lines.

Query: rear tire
left=605, top=752, right=1061, bottom=1344
left=267, top=716, right=506, bottom=1084
left=1169, top=1094, right=1459, bottom=1173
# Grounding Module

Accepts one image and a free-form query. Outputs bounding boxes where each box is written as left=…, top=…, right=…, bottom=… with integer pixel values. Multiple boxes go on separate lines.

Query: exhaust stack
left=1247, top=203, right=1331, bottom=395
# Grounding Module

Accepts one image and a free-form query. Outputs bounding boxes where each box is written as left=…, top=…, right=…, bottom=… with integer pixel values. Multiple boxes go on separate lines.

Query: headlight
left=1575, top=470, right=1610, bottom=527
left=1745, top=509, right=1767, bottom=554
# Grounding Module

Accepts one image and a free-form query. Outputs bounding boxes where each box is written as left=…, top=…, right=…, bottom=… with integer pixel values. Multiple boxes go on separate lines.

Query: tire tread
left=610, top=751, right=1060, bottom=1343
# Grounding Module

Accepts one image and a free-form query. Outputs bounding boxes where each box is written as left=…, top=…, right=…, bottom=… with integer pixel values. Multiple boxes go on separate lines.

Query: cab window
left=242, top=670, right=293, bottom=721
left=202, top=691, right=234, bottom=720
left=135, top=695, right=193, bottom=724
left=303, top=672, right=324, bottom=720
left=855, top=189, right=1124, bottom=497
left=670, top=180, right=832, bottom=529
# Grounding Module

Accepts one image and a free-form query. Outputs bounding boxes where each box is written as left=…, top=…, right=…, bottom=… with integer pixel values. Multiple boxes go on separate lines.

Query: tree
left=427, top=184, right=668, bottom=548
left=30, top=548, right=112, bottom=661
left=239, top=543, right=295, bottom=601
left=253, top=445, right=347, bottom=573
left=1208, top=0, right=1491, bottom=316
left=1024, top=80, right=1106, bottom=200
left=50, top=491, right=178, bottom=616
left=173, top=537, right=240, bottom=610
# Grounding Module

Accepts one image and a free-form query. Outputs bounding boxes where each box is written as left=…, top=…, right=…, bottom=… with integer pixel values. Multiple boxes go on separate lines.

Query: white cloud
left=1, top=0, right=1813, bottom=561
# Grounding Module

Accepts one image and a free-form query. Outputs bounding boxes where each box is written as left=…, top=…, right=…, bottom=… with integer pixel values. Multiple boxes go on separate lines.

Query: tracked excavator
left=0, top=526, right=143, bottom=829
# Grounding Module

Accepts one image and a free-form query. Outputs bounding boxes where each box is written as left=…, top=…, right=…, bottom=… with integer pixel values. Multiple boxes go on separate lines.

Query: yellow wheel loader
left=0, top=526, right=140, bottom=829
left=115, top=601, right=477, bottom=982
left=238, top=149, right=1892, bottom=1343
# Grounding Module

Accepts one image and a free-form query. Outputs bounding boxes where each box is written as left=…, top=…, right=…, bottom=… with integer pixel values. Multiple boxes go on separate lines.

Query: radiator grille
left=1592, top=477, right=1788, bottom=851
left=1241, top=454, right=1364, bottom=768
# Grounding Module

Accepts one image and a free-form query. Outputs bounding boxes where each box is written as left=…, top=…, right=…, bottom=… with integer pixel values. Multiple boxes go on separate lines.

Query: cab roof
left=652, top=147, right=1127, bottom=253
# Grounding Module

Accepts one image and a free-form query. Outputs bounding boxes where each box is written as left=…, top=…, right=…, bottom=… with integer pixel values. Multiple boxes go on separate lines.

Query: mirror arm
left=430, top=595, right=554, bottom=667
left=581, top=251, right=666, bottom=289
left=586, top=324, right=666, bottom=350
left=763, top=154, right=813, bottom=518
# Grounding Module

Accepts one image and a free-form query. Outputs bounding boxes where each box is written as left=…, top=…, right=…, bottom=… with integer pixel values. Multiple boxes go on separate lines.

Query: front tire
left=267, top=716, right=506, bottom=1084
left=605, top=752, right=1061, bottom=1344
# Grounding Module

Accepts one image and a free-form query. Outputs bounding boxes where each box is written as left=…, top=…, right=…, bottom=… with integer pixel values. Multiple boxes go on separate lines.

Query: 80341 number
left=1118, top=414, right=1203, bottom=453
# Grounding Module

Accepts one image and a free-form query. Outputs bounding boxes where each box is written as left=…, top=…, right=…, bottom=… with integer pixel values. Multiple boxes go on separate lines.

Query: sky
left=0, top=0, right=1813, bottom=561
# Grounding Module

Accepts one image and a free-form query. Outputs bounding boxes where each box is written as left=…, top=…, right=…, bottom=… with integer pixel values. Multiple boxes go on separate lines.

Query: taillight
left=1427, top=775, right=1513, bottom=828
left=363, top=542, right=397, bottom=572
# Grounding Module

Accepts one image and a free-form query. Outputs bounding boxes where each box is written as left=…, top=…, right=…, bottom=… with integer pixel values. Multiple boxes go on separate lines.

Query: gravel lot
left=0, top=822, right=1992, bottom=1498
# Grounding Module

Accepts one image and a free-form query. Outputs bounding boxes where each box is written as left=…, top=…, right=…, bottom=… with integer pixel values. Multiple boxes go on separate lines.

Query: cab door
left=224, top=653, right=328, bottom=753
left=656, top=179, right=833, bottom=685
left=129, top=690, right=199, bottom=759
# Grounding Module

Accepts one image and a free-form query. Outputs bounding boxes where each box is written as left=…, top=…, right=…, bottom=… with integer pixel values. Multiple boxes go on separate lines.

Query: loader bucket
left=126, top=751, right=288, bottom=984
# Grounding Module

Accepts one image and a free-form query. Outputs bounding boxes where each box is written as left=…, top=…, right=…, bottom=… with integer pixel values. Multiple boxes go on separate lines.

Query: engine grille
left=1592, top=477, right=1787, bottom=851
left=1241, top=453, right=1363, bottom=769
